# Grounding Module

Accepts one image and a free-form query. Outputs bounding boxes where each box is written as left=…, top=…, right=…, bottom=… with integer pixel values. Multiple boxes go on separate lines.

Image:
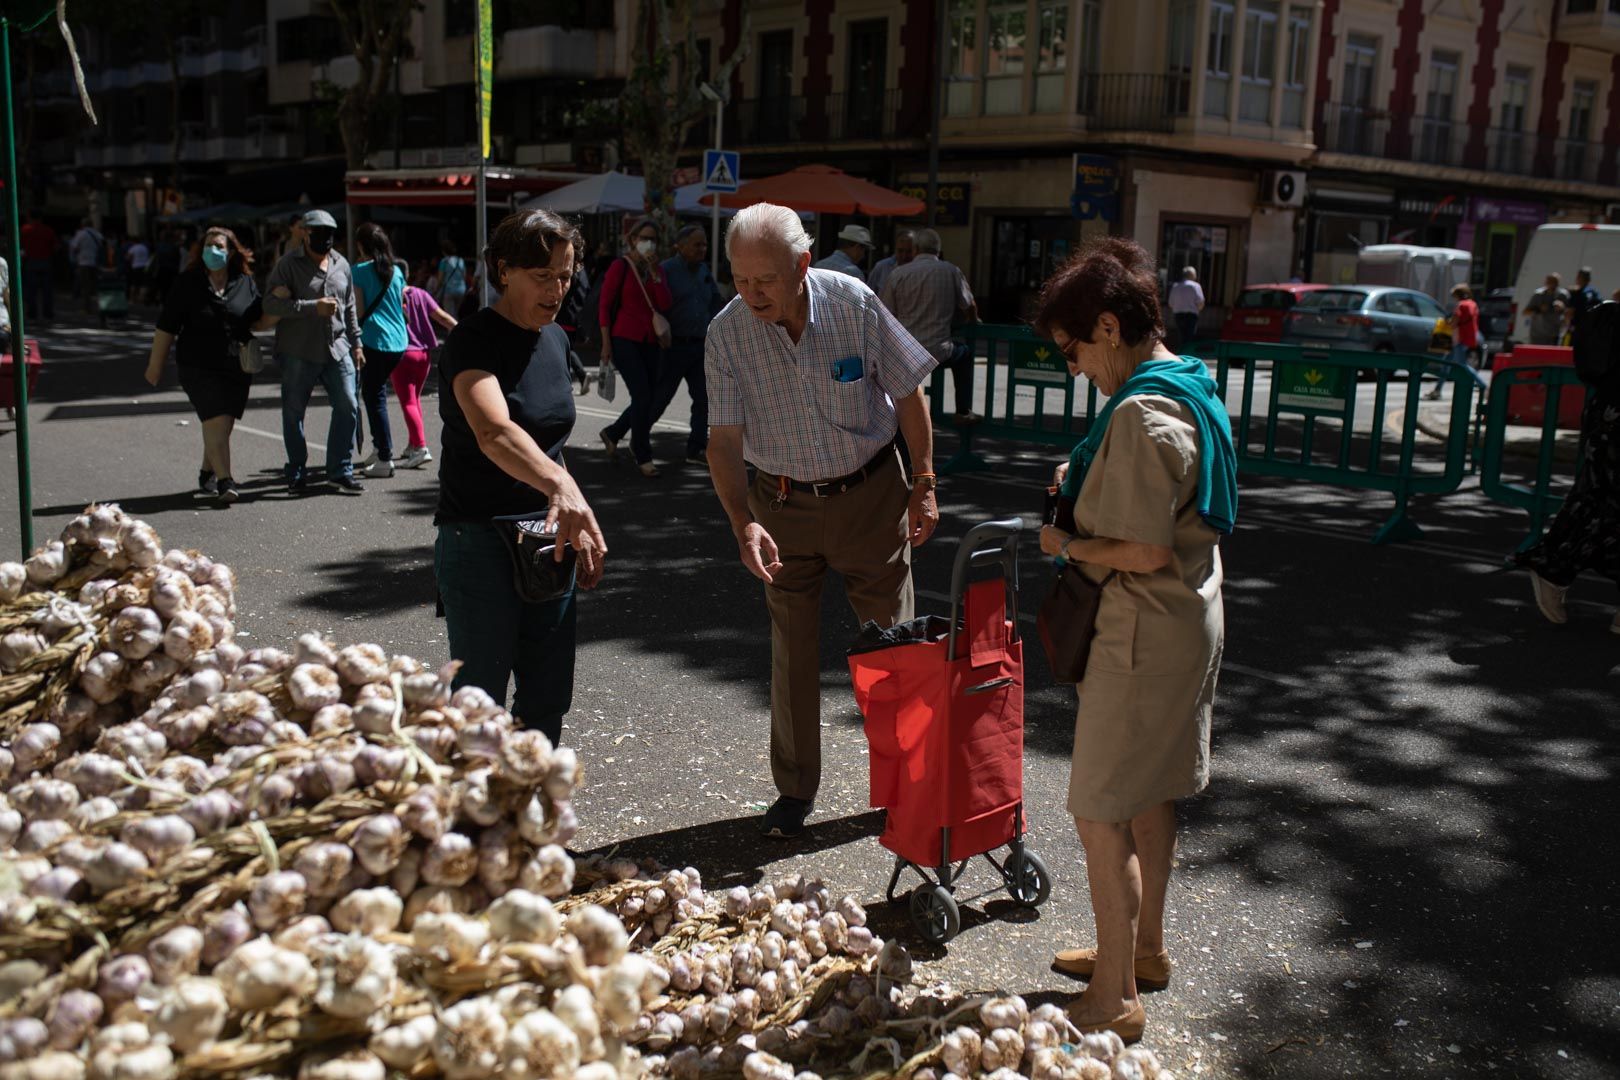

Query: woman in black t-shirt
left=434, top=209, right=608, bottom=745
left=145, top=226, right=269, bottom=504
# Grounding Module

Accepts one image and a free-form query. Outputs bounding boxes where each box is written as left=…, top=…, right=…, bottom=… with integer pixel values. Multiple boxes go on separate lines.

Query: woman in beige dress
left=1032, top=237, right=1236, bottom=1043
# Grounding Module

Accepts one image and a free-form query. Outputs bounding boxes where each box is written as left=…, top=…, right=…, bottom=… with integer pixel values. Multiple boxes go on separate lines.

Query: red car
left=1220, top=283, right=1329, bottom=343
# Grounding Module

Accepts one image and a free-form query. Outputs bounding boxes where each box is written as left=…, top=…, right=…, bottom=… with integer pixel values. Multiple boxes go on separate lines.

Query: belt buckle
left=811, top=481, right=832, bottom=498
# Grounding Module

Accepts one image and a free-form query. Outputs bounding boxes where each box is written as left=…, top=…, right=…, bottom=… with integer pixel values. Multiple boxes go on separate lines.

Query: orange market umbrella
left=698, top=164, right=925, bottom=216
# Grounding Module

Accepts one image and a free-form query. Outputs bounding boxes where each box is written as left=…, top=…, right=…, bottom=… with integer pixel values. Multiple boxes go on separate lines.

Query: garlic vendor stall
left=0, top=507, right=1177, bottom=1080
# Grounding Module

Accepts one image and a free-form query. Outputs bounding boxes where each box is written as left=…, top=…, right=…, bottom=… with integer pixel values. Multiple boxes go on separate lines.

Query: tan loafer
left=1066, top=999, right=1146, bottom=1043
left=1051, top=947, right=1172, bottom=990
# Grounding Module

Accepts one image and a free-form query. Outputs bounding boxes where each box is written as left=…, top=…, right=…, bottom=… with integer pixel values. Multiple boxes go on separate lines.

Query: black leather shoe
left=332, top=474, right=365, bottom=494
left=761, top=796, right=813, bottom=839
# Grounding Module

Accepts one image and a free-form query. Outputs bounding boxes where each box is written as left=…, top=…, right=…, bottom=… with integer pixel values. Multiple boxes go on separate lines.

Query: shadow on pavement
left=589, top=809, right=887, bottom=890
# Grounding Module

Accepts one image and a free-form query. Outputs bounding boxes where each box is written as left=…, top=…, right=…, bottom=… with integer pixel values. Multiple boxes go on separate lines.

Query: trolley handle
left=946, top=518, right=1023, bottom=662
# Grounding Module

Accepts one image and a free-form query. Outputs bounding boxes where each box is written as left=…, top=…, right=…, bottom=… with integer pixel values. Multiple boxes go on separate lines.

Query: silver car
left=1283, top=285, right=1450, bottom=354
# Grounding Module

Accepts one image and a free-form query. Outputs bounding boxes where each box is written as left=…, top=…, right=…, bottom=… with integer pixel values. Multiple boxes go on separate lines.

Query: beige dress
left=1066, top=394, right=1224, bottom=823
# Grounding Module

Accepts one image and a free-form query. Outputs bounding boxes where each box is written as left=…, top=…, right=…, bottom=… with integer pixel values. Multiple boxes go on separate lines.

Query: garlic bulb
left=119, top=523, right=163, bottom=569
left=517, top=845, right=574, bottom=899
left=79, top=652, right=127, bottom=705
left=0, top=630, right=48, bottom=673
left=399, top=786, right=453, bottom=842
left=328, top=887, right=403, bottom=936
left=12, top=721, right=61, bottom=775
left=17, top=819, right=73, bottom=853
left=126, top=655, right=181, bottom=697
left=201, top=904, right=254, bottom=966
left=349, top=814, right=408, bottom=877
left=293, top=633, right=338, bottom=668
left=13, top=778, right=80, bottom=821
left=82, top=842, right=150, bottom=894
left=450, top=684, right=499, bottom=718
left=150, top=976, right=227, bottom=1054
left=287, top=664, right=342, bottom=712
left=369, top=1015, right=437, bottom=1071
left=96, top=722, right=167, bottom=771
left=24, top=541, right=67, bottom=587
left=297, top=1050, right=385, bottom=1080
left=498, top=730, right=553, bottom=785
left=95, top=955, right=151, bottom=1008
left=120, top=815, right=196, bottom=865
left=412, top=911, right=489, bottom=965
left=169, top=668, right=222, bottom=707
left=179, top=790, right=239, bottom=837
left=979, top=1026, right=1025, bottom=1072
left=313, top=933, right=397, bottom=1019
left=146, top=569, right=195, bottom=620
left=351, top=744, right=407, bottom=786
left=742, top=1052, right=794, bottom=1080
left=335, top=644, right=388, bottom=686
left=293, top=842, right=354, bottom=898
left=0, top=1018, right=49, bottom=1063
left=487, top=889, right=561, bottom=944
left=421, top=832, right=478, bottom=887
left=108, top=608, right=163, bottom=661
left=542, top=747, right=579, bottom=801
left=568, top=905, right=629, bottom=967
left=44, top=989, right=103, bottom=1051
left=431, top=997, right=509, bottom=1080
left=214, top=936, right=317, bottom=1010
left=146, top=925, right=204, bottom=985
left=248, top=871, right=308, bottom=930
left=274, top=915, right=333, bottom=956
left=503, top=1010, right=579, bottom=1080
left=215, top=691, right=275, bottom=746
left=0, top=561, right=25, bottom=602
left=551, top=984, right=605, bottom=1060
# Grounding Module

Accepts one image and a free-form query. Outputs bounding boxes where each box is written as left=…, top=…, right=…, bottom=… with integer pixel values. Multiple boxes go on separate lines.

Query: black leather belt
left=773, top=444, right=895, bottom=498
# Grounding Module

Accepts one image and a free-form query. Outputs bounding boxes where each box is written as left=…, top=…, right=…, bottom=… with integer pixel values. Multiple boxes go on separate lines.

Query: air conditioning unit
left=1259, top=169, right=1306, bottom=208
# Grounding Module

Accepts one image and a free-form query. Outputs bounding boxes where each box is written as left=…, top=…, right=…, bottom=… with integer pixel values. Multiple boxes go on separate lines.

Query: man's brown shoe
left=1051, top=947, right=1171, bottom=990
left=1066, top=999, right=1146, bottom=1043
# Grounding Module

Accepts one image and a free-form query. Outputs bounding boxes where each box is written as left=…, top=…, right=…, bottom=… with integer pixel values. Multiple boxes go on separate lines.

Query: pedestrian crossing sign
left=703, top=149, right=740, bottom=193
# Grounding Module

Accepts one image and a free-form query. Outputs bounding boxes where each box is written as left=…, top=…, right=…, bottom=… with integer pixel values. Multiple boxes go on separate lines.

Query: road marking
left=573, top=403, right=691, bottom=433
left=913, top=587, right=1310, bottom=690
left=235, top=423, right=323, bottom=453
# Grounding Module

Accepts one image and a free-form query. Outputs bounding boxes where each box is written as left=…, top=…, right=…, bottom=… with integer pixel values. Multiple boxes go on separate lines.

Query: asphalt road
left=3, top=309, right=1617, bottom=1079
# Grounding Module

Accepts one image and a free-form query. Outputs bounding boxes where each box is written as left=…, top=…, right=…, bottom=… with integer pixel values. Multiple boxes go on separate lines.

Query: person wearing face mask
left=598, top=218, right=673, bottom=477
left=264, top=208, right=366, bottom=494
left=435, top=209, right=609, bottom=745
left=144, top=227, right=272, bottom=505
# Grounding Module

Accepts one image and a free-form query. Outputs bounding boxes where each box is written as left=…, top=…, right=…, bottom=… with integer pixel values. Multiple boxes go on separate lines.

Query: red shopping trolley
left=848, top=518, right=1051, bottom=943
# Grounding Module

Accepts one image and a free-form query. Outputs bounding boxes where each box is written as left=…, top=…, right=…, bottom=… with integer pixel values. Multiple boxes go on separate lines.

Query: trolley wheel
left=1005, top=849, right=1053, bottom=908
left=908, top=884, right=961, bottom=944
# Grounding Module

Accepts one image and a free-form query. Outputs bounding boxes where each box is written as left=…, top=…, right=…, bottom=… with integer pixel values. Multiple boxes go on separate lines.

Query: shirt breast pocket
left=818, top=373, right=874, bottom=430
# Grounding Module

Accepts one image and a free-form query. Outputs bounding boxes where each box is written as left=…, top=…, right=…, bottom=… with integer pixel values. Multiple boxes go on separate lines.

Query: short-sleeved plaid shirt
left=706, top=268, right=938, bottom=480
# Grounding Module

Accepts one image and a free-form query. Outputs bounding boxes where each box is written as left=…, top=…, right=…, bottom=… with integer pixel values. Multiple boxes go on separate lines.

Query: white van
left=1356, top=244, right=1472, bottom=301
left=1511, top=223, right=1620, bottom=341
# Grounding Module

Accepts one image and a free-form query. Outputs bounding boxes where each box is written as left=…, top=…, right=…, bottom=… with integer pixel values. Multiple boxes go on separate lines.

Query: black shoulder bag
left=1036, top=486, right=1116, bottom=684
left=494, top=518, right=577, bottom=603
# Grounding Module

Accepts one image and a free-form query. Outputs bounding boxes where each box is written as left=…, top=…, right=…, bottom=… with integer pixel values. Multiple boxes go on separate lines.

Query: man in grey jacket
left=264, top=209, right=365, bottom=493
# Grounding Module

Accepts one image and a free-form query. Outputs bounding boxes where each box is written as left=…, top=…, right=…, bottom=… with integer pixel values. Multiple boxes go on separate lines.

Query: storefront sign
left=1276, top=361, right=1350, bottom=413
left=1072, top=154, right=1120, bottom=222
left=897, top=181, right=972, bottom=226
left=1467, top=197, right=1547, bottom=226
left=1211, top=227, right=1228, bottom=254
left=1396, top=194, right=1466, bottom=220
left=1010, top=339, right=1068, bottom=386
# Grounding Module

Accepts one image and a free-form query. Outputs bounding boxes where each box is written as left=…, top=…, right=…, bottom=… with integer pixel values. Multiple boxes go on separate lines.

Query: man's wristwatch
left=912, top=472, right=937, bottom=492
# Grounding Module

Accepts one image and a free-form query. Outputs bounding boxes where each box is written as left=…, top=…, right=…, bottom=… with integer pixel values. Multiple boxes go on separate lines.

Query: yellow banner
left=476, top=0, right=493, bottom=160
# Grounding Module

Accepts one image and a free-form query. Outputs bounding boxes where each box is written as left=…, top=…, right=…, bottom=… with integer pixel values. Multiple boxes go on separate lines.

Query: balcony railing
left=728, top=91, right=901, bottom=146
left=1320, top=101, right=1615, bottom=185
left=1078, top=73, right=1189, bottom=133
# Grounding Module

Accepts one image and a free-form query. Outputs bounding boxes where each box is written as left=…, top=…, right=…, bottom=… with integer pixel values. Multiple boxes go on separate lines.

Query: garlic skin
left=248, top=871, right=308, bottom=931
left=13, top=722, right=63, bottom=776
left=108, top=607, right=164, bottom=661
left=44, top=989, right=104, bottom=1051
left=79, top=652, right=127, bottom=705
left=146, top=925, right=204, bottom=985
left=498, top=730, right=553, bottom=785
left=421, top=832, right=478, bottom=888
left=274, top=915, right=333, bottom=956
left=82, top=842, right=151, bottom=894
left=12, top=778, right=80, bottom=821
left=297, top=1050, right=386, bottom=1080
left=201, top=904, right=254, bottom=966
left=328, top=888, right=403, bottom=936
left=517, top=845, right=574, bottom=899
left=293, top=633, right=339, bottom=668
left=503, top=1009, right=580, bottom=1080
left=431, top=997, right=509, bottom=1080
left=120, top=815, right=196, bottom=865
left=0, top=561, right=26, bottom=603
left=369, top=1014, right=437, bottom=1070
left=0, top=630, right=48, bottom=673
left=313, top=933, right=397, bottom=1019
left=349, top=814, right=408, bottom=877
left=150, top=977, right=228, bottom=1054
left=95, top=955, right=152, bottom=1009
left=0, top=1018, right=49, bottom=1063
left=293, top=842, right=354, bottom=899
left=412, top=911, right=489, bottom=966
left=214, top=691, right=276, bottom=746
left=568, top=905, right=629, bottom=967
left=213, top=936, right=317, bottom=1011
left=335, top=644, right=388, bottom=687
left=23, top=541, right=67, bottom=587
left=487, top=889, right=561, bottom=944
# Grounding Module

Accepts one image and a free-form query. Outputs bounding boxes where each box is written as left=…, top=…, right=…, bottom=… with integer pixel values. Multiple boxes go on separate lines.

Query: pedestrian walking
left=1523, top=273, right=1569, bottom=346
left=1425, top=283, right=1479, bottom=400
left=263, top=208, right=365, bottom=494
left=143, top=227, right=270, bottom=505
left=1033, top=236, right=1237, bottom=1045
left=436, top=240, right=469, bottom=311
left=867, top=229, right=915, bottom=300
left=646, top=223, right=723, bottom=464
left=813, top=224, right=871, bottom=281
left=69, top=218, right=105, bottom=317
left=1166, top=266, right=1204, bottom=351
left=434, top=208, right=608, bottom=745
left=1518, top=300, right=1620, bottom=634
left=394, top=283, right=455, bottom=471
left=598, top=217, right=672, bottom=476
left=881, top=228, right=980, bottom=423
left=20, top=211, right=56, bottom=322
left=705, top=203, right=940, bottom=839
left=124, top=236, right=151, bottom=305
left=352, top=224, right=410, bottom=479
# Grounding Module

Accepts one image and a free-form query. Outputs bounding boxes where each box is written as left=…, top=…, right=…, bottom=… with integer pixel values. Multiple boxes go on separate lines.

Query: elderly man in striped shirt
left=706, top=203, right=941, bottom=839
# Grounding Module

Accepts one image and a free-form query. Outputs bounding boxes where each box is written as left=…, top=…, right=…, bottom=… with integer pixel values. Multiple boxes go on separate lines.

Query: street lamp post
left=701, top=82, right=725, bottom=279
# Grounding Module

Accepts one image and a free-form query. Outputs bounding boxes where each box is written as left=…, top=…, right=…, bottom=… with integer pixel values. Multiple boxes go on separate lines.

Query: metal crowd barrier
left=1476, top=365, right=1587, bottom=552
left=930, top=326, right=1489, bottom=544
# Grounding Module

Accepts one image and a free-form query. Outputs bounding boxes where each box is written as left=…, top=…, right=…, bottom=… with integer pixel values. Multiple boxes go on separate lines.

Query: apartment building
left=24, top=0, right=631, bottom=227
left=693, top=0, right=1620, bottom=320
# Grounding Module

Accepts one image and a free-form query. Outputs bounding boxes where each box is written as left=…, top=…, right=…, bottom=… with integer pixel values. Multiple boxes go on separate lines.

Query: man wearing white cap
left=814, top=224, right=871, bottom=281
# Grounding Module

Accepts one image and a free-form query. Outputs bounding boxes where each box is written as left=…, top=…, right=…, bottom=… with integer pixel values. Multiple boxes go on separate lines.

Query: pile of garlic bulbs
left=1, top=509, right=1175, bottom=1080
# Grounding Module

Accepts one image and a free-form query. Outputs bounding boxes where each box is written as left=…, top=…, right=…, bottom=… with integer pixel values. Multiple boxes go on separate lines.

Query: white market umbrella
left=522, top=172, right=646, bottom=214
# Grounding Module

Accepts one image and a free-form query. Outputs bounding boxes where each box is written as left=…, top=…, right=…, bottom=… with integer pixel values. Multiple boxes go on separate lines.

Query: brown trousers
left=747, top=451, right=914, bottom=801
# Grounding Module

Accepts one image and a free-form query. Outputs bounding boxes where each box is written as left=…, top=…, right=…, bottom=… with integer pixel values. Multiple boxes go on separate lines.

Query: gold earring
left=1111, top=338, right=1119, bottom=350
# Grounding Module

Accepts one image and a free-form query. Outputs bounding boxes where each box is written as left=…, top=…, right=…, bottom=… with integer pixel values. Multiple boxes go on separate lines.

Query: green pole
left=1, top=16, right=33, bottom=557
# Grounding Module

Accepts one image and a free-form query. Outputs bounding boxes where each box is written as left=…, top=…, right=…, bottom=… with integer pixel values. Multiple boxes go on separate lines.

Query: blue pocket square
left=832, top=356, right=864, bottom=382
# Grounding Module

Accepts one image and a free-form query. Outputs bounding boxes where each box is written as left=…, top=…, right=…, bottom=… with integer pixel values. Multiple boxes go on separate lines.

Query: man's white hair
left=726, top=203, right=812, bottom=260
left=1182, top=266, right=1199, bottom=281
left=914, top=228, right=943, bottom=254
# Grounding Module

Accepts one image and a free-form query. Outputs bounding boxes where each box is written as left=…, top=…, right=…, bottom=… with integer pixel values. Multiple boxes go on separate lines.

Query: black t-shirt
left=156, top=270, right=262, bottom=373
left=436, top=307, right=576, bottom=523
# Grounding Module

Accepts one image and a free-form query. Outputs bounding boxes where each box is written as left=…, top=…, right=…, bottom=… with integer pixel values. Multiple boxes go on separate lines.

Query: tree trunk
left=338, top=89, right=371, bottom=170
